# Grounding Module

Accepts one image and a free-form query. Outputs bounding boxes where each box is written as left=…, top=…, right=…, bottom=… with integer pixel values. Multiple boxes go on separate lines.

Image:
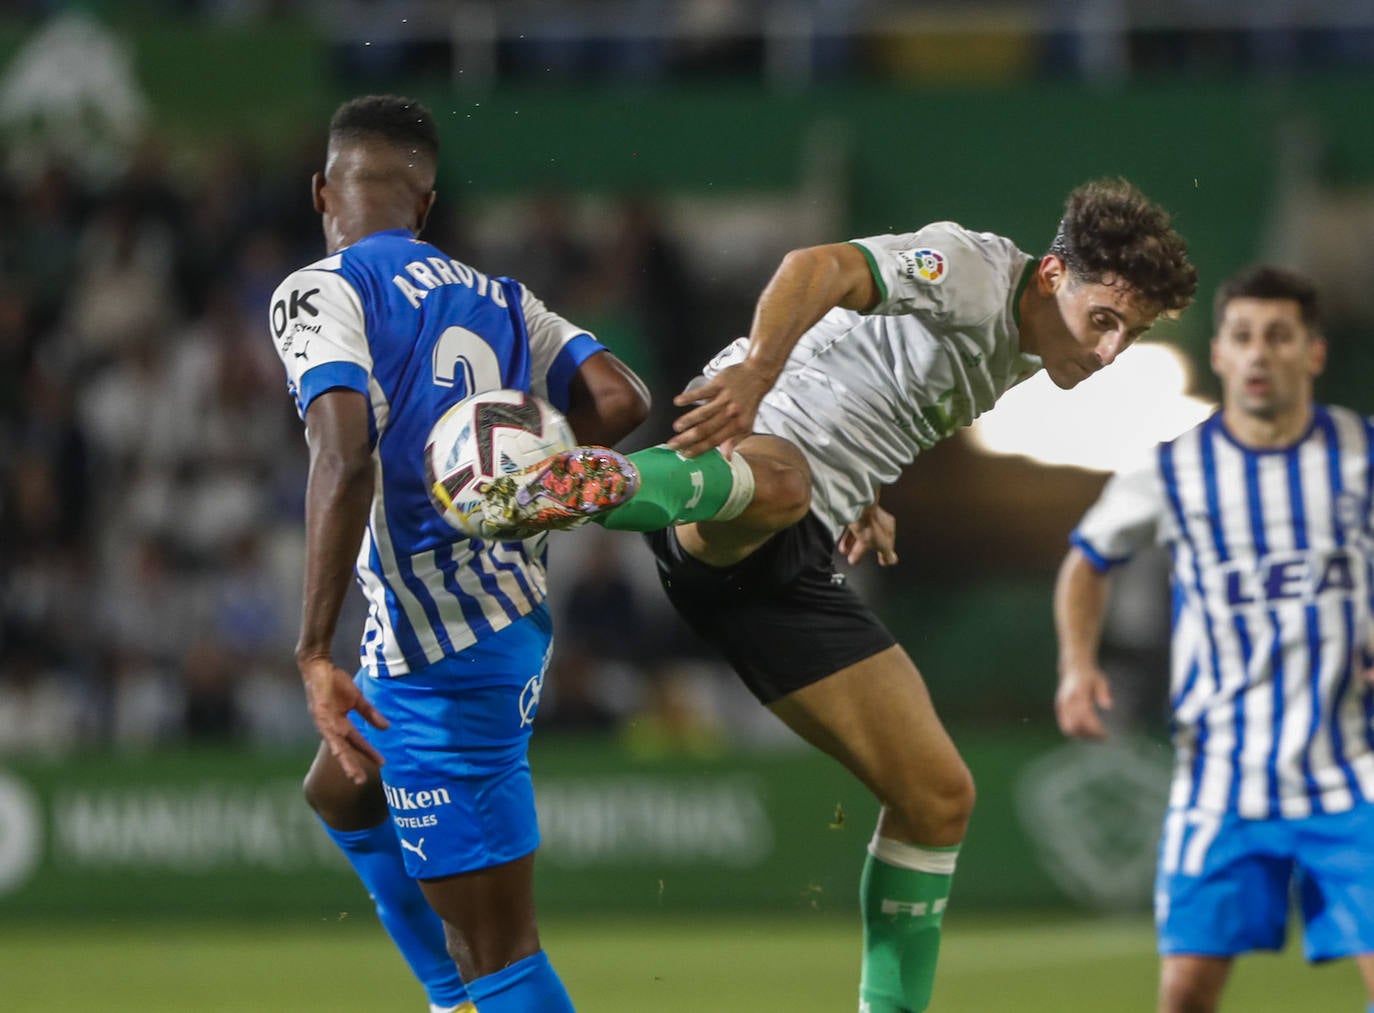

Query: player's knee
left=444, top=926, right=541, bottom=981
left=301, top=766, right=343, bottom=822
left=773, top=458, right=812, bottom=524
left=302, top=756, right=387, bottom=829
left=1158, top=964, right=1222, bottom=1013
left=930, top=762, right=976, bottom=837
left=891, top=762, right=975, bottom=843
left=745, top=449, right=811, bottom=527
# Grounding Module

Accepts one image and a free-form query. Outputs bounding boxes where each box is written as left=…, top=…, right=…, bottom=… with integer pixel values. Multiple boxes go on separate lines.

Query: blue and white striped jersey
left=268, top=229, right=605, bottom=678
left=1074, top=406, right=1374, bottom=819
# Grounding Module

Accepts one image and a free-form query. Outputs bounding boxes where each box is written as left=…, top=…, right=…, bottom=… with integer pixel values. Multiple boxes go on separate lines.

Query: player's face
left=1211, top=297, right=1324, bottom=421
left=1040, top=269, right=1158, bottom=390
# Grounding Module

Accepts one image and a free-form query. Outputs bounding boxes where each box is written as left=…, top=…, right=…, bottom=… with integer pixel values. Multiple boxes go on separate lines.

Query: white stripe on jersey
left=356, top=525, right=400, bottom=674
left=365, top=457, right=446, bottom=671
left=487, top=539, right=548, bottom=603
left=367, top=373, right=391, bottom=435
left=1325, top=408, right=1374, bottom=804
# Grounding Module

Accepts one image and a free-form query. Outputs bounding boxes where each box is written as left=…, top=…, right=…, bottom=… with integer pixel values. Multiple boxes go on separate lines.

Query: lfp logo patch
left=898, top=248, right=946, bottom=285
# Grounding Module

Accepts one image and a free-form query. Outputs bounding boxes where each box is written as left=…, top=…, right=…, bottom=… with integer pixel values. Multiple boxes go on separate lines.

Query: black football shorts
left=644, top=511, right=896, bottom=704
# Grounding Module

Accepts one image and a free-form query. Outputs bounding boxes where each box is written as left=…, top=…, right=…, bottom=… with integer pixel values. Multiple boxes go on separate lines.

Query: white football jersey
left=704, top=221, right=1040, bottom=537
left=1074, top=407, right=1374, bottom=818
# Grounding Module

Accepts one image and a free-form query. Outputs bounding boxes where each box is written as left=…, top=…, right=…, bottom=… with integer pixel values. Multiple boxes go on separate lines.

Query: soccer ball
left=425, top=389, right=576, bottom=537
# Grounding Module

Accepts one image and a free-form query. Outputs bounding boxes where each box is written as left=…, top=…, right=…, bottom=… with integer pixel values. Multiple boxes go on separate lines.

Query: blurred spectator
left=182, top=639, right=243, bottom=742
left=601, top=195, right=706, bottom=398
left=9, top=163, right=84, bottom=332
left=504, top=192, right=596, bottom=311
left=542, top=530, right=647, bottom=733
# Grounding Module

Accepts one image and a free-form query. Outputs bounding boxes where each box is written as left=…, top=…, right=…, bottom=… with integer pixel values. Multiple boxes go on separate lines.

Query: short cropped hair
left=1212, top=264, right=1321, bottom=333
left=329, top=94, right=439, bottom=162
left=1049, top=178, right=1197, bottom=315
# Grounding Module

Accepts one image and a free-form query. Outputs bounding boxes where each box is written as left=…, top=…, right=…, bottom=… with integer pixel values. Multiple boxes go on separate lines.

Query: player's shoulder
left=1149, top=413, right=1217, bottom=468
left=273, top=251, right=341, bottom=289
left=908, top=220, right=1024, bottom=262
left=1319, top=402, right=1374, bottom=433
left=1162, top=412, right=1213, bottom=449
left=268, top=254, right=368, bottom=356
left=271, top=252, right=364, bottom=306
left=871, top=221, right=1025, bottom=288
left=855, top=220, right=1017, bottom=257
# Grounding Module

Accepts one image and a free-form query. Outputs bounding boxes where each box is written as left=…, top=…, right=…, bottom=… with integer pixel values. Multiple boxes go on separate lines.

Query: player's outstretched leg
left=303, top=744, right=468, bottom=1011
left=481, top=447, right=642, bottom=534
left=480, top=442, right=757, bottom=536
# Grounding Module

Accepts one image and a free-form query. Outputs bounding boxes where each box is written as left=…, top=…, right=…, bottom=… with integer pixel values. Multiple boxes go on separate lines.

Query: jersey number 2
left=432, top=326, right=500, bottom=397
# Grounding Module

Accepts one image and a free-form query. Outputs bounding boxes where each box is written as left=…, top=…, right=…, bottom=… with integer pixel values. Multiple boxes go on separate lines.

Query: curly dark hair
left=329, top=94, right=439, bottom=163
left=1049, top=178, right=1197, bottom=314
left=1212, top=264, right=1320, bottom=332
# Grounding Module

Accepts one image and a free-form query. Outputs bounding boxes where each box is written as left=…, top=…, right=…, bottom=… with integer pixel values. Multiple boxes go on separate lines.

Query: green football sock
left=596, top=444, right=754, bottom=532
left=859, top=837, right=960, bottom=1013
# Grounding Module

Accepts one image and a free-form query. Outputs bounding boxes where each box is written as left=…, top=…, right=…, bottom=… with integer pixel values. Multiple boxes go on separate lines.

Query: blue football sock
left=466, top=950, right=573, bottom=1012
left=319, top=818, right=467, bottom=1008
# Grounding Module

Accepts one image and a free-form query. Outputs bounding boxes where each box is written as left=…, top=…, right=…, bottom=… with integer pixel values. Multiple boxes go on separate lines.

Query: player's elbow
left=314, top=443, right=374, bottom=490
left=592, top=374, right=652, bottom=446
left=779, top=245, right=837, bottom=284
left=568, top=353, right=652, bottom=446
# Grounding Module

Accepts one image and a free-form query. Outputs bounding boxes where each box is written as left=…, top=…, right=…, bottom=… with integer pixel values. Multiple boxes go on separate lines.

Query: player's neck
left=1221, top=402, right=1314, bottom=449
left=327, top=214, right=414, bottom=253
left=325, top=192, right=420, bottom=253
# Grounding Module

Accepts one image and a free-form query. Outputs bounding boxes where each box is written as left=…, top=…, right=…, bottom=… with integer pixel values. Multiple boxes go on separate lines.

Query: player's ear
left=1037, top=254, right=1067, bottom=293
left=1309, top=332, right=1327, bottom=378
left=311, top=171, right=326, bottom=214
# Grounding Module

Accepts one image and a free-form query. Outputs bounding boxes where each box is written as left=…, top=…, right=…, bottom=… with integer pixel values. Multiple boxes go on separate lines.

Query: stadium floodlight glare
left=968, top=342, right=1215, bottom=472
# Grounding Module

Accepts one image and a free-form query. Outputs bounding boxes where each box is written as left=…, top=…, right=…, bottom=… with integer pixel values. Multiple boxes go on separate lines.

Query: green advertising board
left=0, top=734, right=1172, bottom=921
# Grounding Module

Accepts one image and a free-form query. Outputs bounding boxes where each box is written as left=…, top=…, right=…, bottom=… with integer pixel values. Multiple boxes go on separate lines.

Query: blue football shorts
left=1155, top=802, right=1374, bottom=961
left=351, top=604, right=552, bottom=880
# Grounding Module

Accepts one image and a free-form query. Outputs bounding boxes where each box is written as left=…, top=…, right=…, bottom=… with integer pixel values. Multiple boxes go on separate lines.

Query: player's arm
left=668, top=242, right=878, bottom=457
left=296, top=390, right=390, bottom=783
left=1055, top=453, right=1165, bottom=736
left=1052, top=458, right=1166, bottom=740
left=563, top=350, right=651, bottom=447
left=1053, top=547, right=1115, bottom=741
left=520, top=284, right=650, bottom=446
left=268, top=268, right=387, bottom=783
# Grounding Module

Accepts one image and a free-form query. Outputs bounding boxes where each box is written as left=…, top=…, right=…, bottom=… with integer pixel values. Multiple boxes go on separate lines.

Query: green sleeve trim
left=848, top=240, right=888, bottom=309
left=1011, top=257, right=1039, bottom=328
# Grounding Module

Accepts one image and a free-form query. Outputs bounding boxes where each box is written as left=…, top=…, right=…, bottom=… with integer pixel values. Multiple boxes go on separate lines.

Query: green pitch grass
left=0, top=913, right=1359, bottom=1011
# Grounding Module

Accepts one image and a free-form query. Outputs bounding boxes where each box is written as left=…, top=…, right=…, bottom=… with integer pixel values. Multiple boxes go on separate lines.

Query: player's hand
left=1055, top=667, right=1113, bottom=741
left=667, top=361, right=774, bottom=458
left=838, top=504, right=898, bottom=566
left=298, top=654, right=389, bottom=785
